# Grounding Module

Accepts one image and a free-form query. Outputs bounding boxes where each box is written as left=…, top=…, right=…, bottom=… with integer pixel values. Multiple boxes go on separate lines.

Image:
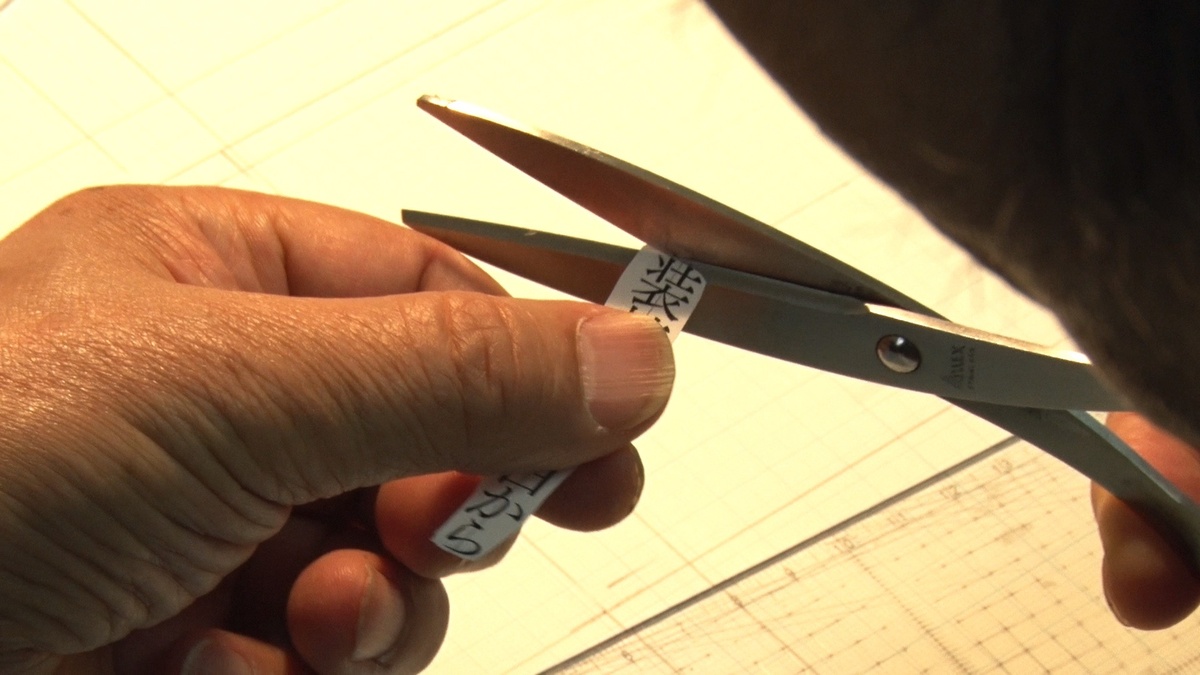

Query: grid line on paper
left=547, top=441, right=1200, bottom=674
left=0, top=0, right=344, bottom=186
left=151, top=0, right=543, bottom=188
left=543, top=435, right=1022, bottom=673
left=0, top=54, right=127, bottom=171
left=66, top=0, right=357, bottom=96
left=65, top=1, right=259, bottom=177
left=669, top=406, right=954, bottom=571
left=173, top=1, right=529, bottom=179
left=508, top=401, right=958, bottom=671
left=2, top=0, right=532, bottom=192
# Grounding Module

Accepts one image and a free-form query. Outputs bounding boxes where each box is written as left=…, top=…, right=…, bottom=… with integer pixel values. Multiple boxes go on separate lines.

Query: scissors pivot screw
left=877, top=335, right=921, bottom=374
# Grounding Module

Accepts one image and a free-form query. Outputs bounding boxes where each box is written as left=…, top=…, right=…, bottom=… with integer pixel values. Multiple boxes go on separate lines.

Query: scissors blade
left=411, top=97, right=1200, bottom=571
left=403, top=210, right=1126, bottom=411
left=416, top=95, right=924, bottom=311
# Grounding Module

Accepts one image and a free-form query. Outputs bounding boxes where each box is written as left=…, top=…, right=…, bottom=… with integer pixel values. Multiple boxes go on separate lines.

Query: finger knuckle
left=438, top=294, right=525, bottom=422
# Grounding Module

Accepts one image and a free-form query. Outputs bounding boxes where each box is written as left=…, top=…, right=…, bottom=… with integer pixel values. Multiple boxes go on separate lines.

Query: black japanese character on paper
left=499, top=470, right=555, bottom=496
left=465, top=485, right=525, bottom=522
left=629, top=255, right=702, bottom=323
left=442, top=521, right=483, bottom=556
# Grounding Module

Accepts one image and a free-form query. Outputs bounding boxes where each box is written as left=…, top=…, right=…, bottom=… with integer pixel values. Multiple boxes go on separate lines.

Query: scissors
left=402, top=95, right=1200, bottom=570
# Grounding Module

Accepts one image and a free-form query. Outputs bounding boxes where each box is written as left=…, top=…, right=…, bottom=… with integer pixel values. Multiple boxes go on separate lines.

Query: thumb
left=155, top=288, right=675, bottom=505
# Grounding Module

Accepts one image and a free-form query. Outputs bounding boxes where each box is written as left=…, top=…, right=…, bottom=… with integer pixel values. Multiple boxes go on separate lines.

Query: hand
left=1093, top=412, right=1200, bottom=629
left=0, top=185, right=674, bottom=673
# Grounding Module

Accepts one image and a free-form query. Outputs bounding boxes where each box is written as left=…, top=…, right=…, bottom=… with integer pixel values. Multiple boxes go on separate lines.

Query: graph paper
left=548, top=440, right=1200, bottom=674
left=3, top=1, right=1195, bottom=672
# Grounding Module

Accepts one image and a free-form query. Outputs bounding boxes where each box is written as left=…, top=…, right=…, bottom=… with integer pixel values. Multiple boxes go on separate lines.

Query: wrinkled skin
left=0, top=186, right=673, bottom=673
left=707, top=1, right=1200, bottom=629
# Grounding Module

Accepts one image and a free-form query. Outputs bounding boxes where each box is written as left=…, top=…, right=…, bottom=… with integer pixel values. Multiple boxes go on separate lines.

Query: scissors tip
left=415, top=93, right=537, bottom=146
left=416, top=93, right=451, bottom=111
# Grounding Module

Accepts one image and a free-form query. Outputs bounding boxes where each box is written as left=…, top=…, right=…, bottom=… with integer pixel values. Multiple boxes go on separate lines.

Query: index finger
left=26, top=185, right=505, bottom=297
left=1092, top=412, right=1200, bottom=628
left=175, top=186, right=508, bottom=297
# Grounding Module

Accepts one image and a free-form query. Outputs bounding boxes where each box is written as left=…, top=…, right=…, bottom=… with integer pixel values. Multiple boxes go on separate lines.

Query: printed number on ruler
left=431, top=247, right=706, bottom=560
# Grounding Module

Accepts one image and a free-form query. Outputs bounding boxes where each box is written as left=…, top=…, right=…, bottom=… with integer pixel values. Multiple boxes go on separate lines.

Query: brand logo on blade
left=942, top=345, right=976, bottom=391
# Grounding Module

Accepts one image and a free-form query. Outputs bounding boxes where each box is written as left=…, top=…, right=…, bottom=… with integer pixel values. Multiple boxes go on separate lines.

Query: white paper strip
left=432, top=246, right=707, bottom=559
